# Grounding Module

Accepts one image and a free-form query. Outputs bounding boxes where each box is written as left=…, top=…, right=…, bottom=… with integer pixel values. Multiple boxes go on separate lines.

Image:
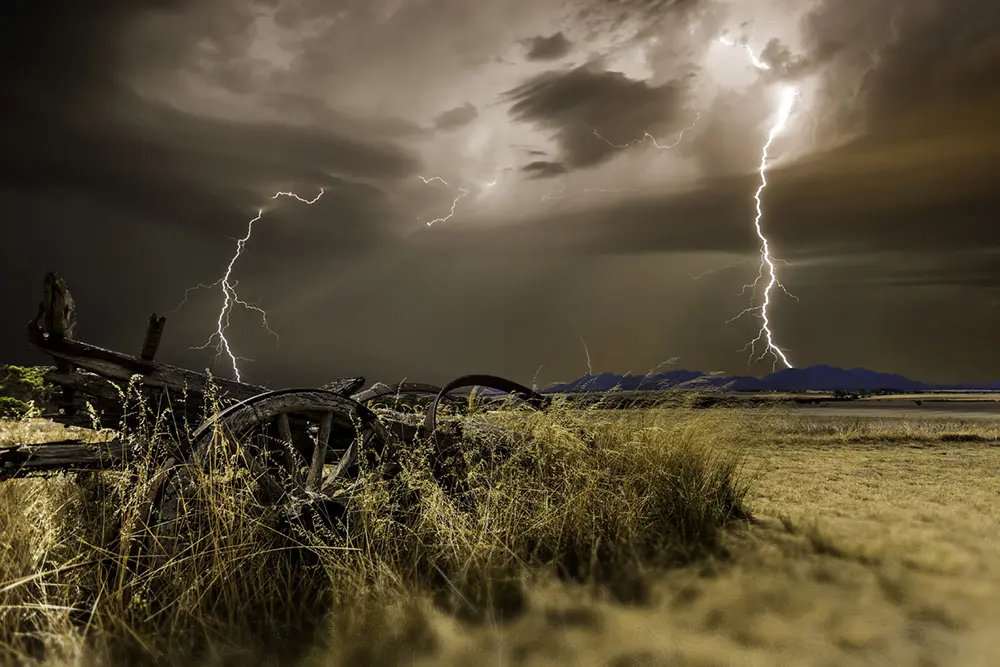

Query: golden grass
left=2, top=403, right=1000, bottom=666
left=0, top=404, right=755, bottom=666
left=349, top=411, right=1000, bottom=667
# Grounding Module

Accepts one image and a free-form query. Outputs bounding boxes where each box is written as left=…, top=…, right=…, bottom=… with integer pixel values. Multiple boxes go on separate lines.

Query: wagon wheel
left=352, top=381, right=473, bottom=416
left=352, top=381, right=447, bottom=404
left=422, top=374, right=550, bottom=441
left=417, top=374, right=551, bottom=495
left=144, top=388, right=393, bottom=564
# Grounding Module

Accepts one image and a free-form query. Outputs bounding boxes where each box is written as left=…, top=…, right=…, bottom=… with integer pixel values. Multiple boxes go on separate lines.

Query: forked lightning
left=418, top=174, right=497, bottom=226
left=176, top=188, right=324, bottom=382
left=721, top=36, right=800, bottom=369
left=179, top=33, right=800, bottom=382
left=592, top=112, right=701, bottom=150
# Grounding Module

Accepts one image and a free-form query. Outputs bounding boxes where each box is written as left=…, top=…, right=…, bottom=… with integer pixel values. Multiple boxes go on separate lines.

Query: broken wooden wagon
left=1, top=273, right=552, bottom=559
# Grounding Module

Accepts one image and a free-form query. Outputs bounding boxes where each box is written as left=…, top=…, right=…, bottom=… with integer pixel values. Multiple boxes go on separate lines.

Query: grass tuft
left=0, top=401, right=754, bottom=666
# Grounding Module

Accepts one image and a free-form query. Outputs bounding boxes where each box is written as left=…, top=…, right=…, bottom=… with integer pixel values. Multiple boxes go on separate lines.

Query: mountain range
left=543, top=365, right=1000, bottom=393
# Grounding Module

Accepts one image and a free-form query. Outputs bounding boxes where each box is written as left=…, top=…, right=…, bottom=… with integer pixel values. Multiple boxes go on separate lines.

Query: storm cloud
left=504, top=64, right=693, bottom=172
left=523, top=32, right=573, bottom=61
left=1, top=0, right=998, bottom=387
left=433, top=102, right=479, bottom=131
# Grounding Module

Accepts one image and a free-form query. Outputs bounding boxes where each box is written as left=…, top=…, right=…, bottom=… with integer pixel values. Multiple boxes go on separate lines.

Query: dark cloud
left=504, top=64, right=691, bottom=171
left=574, top=0, right=707, bottom=40
left=421, top=116, right=999, bottom=271
left=759, top=38, right=814, bottom=79
left=0, top=0, right=428, bottom=383
left=799, top=0, right=1000, bottom=141
left=432, top=102, right=479, bottom=131
left=837, top=254, right=1000, bottom=291
left=0, top=0, right=424, bottom=249
left=523, top=32, right=573, bottom=61
left=2, top=0, right=1000, bottom=387
left=1, top=90, right=419, bottom=243
left=0, top=0, right=187, bottom=95
left=260, top=93, right=430, bottom=139
left=521, top=161, right=567, bottom=178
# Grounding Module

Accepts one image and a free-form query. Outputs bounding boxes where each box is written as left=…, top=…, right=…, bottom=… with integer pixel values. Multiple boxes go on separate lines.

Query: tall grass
left=0, top=400, right=755, bottom=666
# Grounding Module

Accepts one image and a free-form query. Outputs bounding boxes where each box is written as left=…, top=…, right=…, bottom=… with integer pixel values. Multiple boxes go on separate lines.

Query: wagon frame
left=1, top=273, right=551, bottom=561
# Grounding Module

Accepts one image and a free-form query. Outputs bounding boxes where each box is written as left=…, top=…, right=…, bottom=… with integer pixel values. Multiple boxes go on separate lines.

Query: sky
left=2, top=0, right=999, bottom=387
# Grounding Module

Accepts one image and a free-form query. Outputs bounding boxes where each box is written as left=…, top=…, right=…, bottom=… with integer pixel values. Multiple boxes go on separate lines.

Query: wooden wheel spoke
left=320, top=433, right=363, bottom=494
left=274, top=413, right=306, bottom=487
left=306, top=412, right=335, bottom=492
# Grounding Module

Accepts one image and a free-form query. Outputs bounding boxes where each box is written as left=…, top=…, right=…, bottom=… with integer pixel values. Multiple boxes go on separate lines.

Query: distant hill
left=545, top=365, right=1000, bottom=393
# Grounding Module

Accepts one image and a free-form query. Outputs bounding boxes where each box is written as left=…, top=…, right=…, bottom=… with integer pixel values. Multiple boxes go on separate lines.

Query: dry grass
left=351, top=410, right=1000, bottom=667
left=0, top=403, right=755, bottom=666
left=3, top=402, right=1000, bottom=666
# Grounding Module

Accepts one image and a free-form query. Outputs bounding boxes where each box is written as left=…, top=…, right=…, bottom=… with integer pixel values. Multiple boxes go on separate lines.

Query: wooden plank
left=29, top=325, right=267, bottom=402
left=1, top=439, right=131, bottom=477
left=140, top=314, right=167, bottom=361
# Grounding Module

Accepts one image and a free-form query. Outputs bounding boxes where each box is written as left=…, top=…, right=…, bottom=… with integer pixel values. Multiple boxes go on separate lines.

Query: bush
left=0, top=365, right=52, bottom=419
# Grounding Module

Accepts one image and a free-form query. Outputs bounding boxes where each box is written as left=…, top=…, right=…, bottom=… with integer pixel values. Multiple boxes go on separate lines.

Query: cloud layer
left=1, top=0, right=998, bottom=386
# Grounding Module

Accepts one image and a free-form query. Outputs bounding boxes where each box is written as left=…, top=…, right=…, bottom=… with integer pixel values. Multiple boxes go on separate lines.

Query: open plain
left=781, top=394, right=1000, bottom=420
left=1, top=400, right=999, bottom=667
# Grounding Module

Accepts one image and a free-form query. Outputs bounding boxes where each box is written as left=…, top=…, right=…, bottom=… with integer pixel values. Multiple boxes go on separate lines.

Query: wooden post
left=140, top=314, right=167, bottom=361
left=37, top=274, right=77, bottom=417
left=40, top=272, right=77, bottom=340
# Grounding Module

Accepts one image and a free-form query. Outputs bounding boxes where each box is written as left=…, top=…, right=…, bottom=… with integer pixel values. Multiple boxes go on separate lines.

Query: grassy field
left=1, top=404, right=999, bottom=666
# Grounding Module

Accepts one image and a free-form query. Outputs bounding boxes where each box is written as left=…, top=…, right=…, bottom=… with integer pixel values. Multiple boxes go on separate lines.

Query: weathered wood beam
left=1, top=439, right=132, bottom=477
left=39, top=272, right=77, bottom=341
left=140, top=314, right=167, bottom=361
left=28, top=325, right=268, bottom=402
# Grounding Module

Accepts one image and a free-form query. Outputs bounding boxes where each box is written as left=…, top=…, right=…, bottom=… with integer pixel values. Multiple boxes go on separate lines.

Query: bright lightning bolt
left=417, top=174, right=449, bottom=186
left=175, top=188, right=324, bottom=382
left=715, top=35, right=801, bottom=370
left=718, top=35, right=770, bottom=70
left=592, top=112, right=701, bottom=150
left=745, top=86, right=798, bottom=368
left=418, top=172, right=498, bottom=227
left=423, top=187, right=470, bottom=227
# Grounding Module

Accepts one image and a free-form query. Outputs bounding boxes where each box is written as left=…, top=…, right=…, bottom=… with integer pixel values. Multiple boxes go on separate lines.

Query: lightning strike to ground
left=175, top=188, right=324, bottom=382
left=719, top=36, right=800, bottom=370
left=728, top=84, right=799, bottom=369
